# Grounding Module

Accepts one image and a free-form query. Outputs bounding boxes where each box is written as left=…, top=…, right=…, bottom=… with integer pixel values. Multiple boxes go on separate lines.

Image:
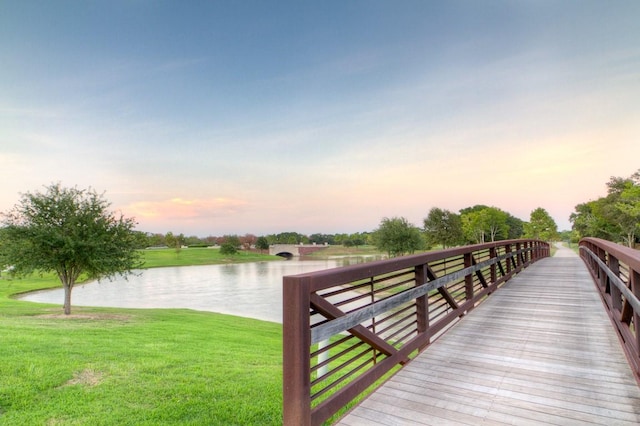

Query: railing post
left=506, top=244, right=512, bottom=275
left=516, top=242, right=522, bottom=269
left=609, top=255, right=622, bottom=312
left=632, top=270, right=640, bottom=359
left=489, top=247, right=497, bottom=284
left=464, top=253, right=473, bottom=301
left=283, top=276, right=311, bottom=426
left=415, top=264, right=429, bottom=350
left=597, top=247, right=608, bottom=292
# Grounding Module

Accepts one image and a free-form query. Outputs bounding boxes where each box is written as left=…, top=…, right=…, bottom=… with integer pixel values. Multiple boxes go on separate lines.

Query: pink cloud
left=126, top=197, right=249, bottom=221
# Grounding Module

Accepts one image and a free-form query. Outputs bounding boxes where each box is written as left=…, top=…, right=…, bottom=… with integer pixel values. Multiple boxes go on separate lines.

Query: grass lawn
left=305, top=244, right=384, bottom=258
left=0, top=250, right=283, bottom=425
left=140, top=247, right=280, bottom=268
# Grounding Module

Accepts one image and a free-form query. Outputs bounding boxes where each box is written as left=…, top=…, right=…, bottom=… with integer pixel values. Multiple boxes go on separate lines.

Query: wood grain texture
left=337, top=246, right=640, bottom=425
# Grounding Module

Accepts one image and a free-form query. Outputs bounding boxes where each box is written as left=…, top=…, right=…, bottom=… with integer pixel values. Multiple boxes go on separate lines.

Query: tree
left=309, top=233, right=335, bottom=245
left=373, top=217, right=424, bottom=257
left=606, top=171, right=640, bottom=247
left=483, top=207, right=509, bottom=242
left=570, top=169, right=640, bottom=246
left=615, top=183, right=640, bottom=247
left=255, top=236, right=270, bottom=253
left=570, top=200, right=616, bottom=240
left=460, top=206, right=511, bottom=243
left=505, top=214, right=524, bottom=239
left=219, top=235, right=241, bottom=255
left=266, top=231, right=308, bottom=244
left=461, top=210, right=487, bottom=244
left=0, top=183, right=142, bottom=315
left=423, top=207, right=463, bottom=248
left=165, top=232, right=185, bottom=256
left=524, top=207, right=558, bottom=242
left=239, top=233, right=257, bottom=250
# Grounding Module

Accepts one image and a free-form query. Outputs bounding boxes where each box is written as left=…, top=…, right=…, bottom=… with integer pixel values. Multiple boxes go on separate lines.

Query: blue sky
left=1, top=1, right=639, bottom=236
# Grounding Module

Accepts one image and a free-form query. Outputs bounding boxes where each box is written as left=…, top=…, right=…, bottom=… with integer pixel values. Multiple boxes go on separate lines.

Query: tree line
left=136, top=231, right=372, bottom=251
left=569, top=169, right=640, bottom=248
left=373, top=205, right=558, bottom=257
left=134, top=204, right=560, bottom=258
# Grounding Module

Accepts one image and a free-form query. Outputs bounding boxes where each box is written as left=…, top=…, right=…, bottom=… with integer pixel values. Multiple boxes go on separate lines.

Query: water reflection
left=19, top=256, right=383, bottom=323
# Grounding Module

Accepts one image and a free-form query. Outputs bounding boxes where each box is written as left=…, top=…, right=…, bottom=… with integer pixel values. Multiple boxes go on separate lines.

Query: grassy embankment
left=0, top=248, right=284, bottom=425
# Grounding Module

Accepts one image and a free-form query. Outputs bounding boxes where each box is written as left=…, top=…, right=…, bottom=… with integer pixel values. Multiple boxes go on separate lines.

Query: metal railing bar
left=311, top=250, right=524, bottom=344
left=310, top=340, right=368, bottom=374
left=310, top=346, right=373, bottom=389
left=310, top=354, right=377, bottom=401
left=370, top=304, right=415, bottom=327
left=310, top=293, right=404, bottom=358
left=581, top=246, right=640, bottom=315
left=310, top=333, right=355, bottom=359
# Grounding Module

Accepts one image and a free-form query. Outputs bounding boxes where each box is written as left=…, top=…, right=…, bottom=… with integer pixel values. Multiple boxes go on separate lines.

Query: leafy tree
left=523, top=207, right=558, bottom=242
left=423, top=207, right=463, bottom=248
left=309, top=233, right=335, bottom=245
left=184, top=235, right=204, bottom=246
left=459, top=204, right=490, bottom=215
left=505, top=213, right=524, bottom=239
left=616, top=183, right=640, bottom=247
left=349, top=233, right=367, bottom=247
left=570, top=169, right=640, bottom=246
left=203, top=235, right=218, bottom=246
left=342, top=232, right=367, bottom=248
left=460, top=206, right=511, bottom=243
left=373, top=217, right=424, bottom=257
left=461, top=210, right=487, bottom=244
left=266, top=232, right=308, bottom=244
left=255, top=236, right=270, bottom=253
left=219, top=235, right=241, bottom=255
left=131, top=231, right=151, bottom=249
left=239, top=233, right=257, bottom=250
left=0, top=183, right=142, bottom=315
left=483, top=207, right=509, bottom=242
left=569, top=200, right=615, bottom=240
left=165, top=231, right=177, bottom=249
left=606, top=171, right=640, bottom=247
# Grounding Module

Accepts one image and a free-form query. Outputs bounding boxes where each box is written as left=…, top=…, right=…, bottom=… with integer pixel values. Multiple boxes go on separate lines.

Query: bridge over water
left=269, top=244, right=327, bottom=258
left=282, top=239, right=640, bottom=425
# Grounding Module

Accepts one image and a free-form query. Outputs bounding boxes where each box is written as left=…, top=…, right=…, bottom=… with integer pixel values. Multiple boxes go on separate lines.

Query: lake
left=19, top=256, right=379, bottom=323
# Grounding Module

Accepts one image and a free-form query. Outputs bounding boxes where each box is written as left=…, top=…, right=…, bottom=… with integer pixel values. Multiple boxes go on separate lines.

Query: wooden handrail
left=283, top=239, right=550, bottom=425
left=579, top=238, right=640, bottom=383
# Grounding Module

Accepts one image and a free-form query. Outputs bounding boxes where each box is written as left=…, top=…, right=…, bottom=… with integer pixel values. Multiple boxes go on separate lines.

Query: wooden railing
left=283, top=239, right=550, bottom=425
left=579, top=238, right=640, bottom=382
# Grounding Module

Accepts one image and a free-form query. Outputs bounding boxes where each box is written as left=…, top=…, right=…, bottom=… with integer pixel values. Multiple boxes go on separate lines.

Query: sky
left=1, top=1, right=639, bottom=236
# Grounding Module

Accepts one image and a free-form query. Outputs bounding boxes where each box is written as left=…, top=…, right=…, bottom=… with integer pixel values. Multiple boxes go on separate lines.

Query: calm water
left=19, top=257, right=379, bottom=323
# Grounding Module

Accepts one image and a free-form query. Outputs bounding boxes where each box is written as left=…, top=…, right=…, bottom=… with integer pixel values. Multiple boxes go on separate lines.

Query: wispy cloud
left=126, top=197, right=249, bottom=221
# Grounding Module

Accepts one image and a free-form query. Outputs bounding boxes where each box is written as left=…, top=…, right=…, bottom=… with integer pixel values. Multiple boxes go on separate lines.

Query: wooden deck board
left=336, top=246, right=640, bottom=425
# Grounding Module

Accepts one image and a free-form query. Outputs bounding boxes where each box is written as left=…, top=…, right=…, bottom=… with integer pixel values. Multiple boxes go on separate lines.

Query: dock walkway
left=337, top=246, right=640, bottom=425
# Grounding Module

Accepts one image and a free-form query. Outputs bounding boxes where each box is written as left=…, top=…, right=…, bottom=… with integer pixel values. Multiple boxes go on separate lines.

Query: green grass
left=0, top=267, right=282, bottom=424
left=140, top=247, right=280, bottom=268
left=305, top=244, right=384, bottom=257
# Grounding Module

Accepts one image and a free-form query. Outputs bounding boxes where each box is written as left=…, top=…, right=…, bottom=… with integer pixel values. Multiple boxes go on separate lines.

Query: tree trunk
left=63, top=283, right=72, bottom=315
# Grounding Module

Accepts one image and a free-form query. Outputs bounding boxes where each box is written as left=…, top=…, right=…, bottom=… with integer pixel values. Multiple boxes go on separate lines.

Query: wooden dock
left=337, top=246, right=640, bottom=425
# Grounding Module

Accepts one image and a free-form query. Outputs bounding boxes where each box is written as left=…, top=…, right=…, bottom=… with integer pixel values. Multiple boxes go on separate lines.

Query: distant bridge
left=269, top=244, right=327, bottom=258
